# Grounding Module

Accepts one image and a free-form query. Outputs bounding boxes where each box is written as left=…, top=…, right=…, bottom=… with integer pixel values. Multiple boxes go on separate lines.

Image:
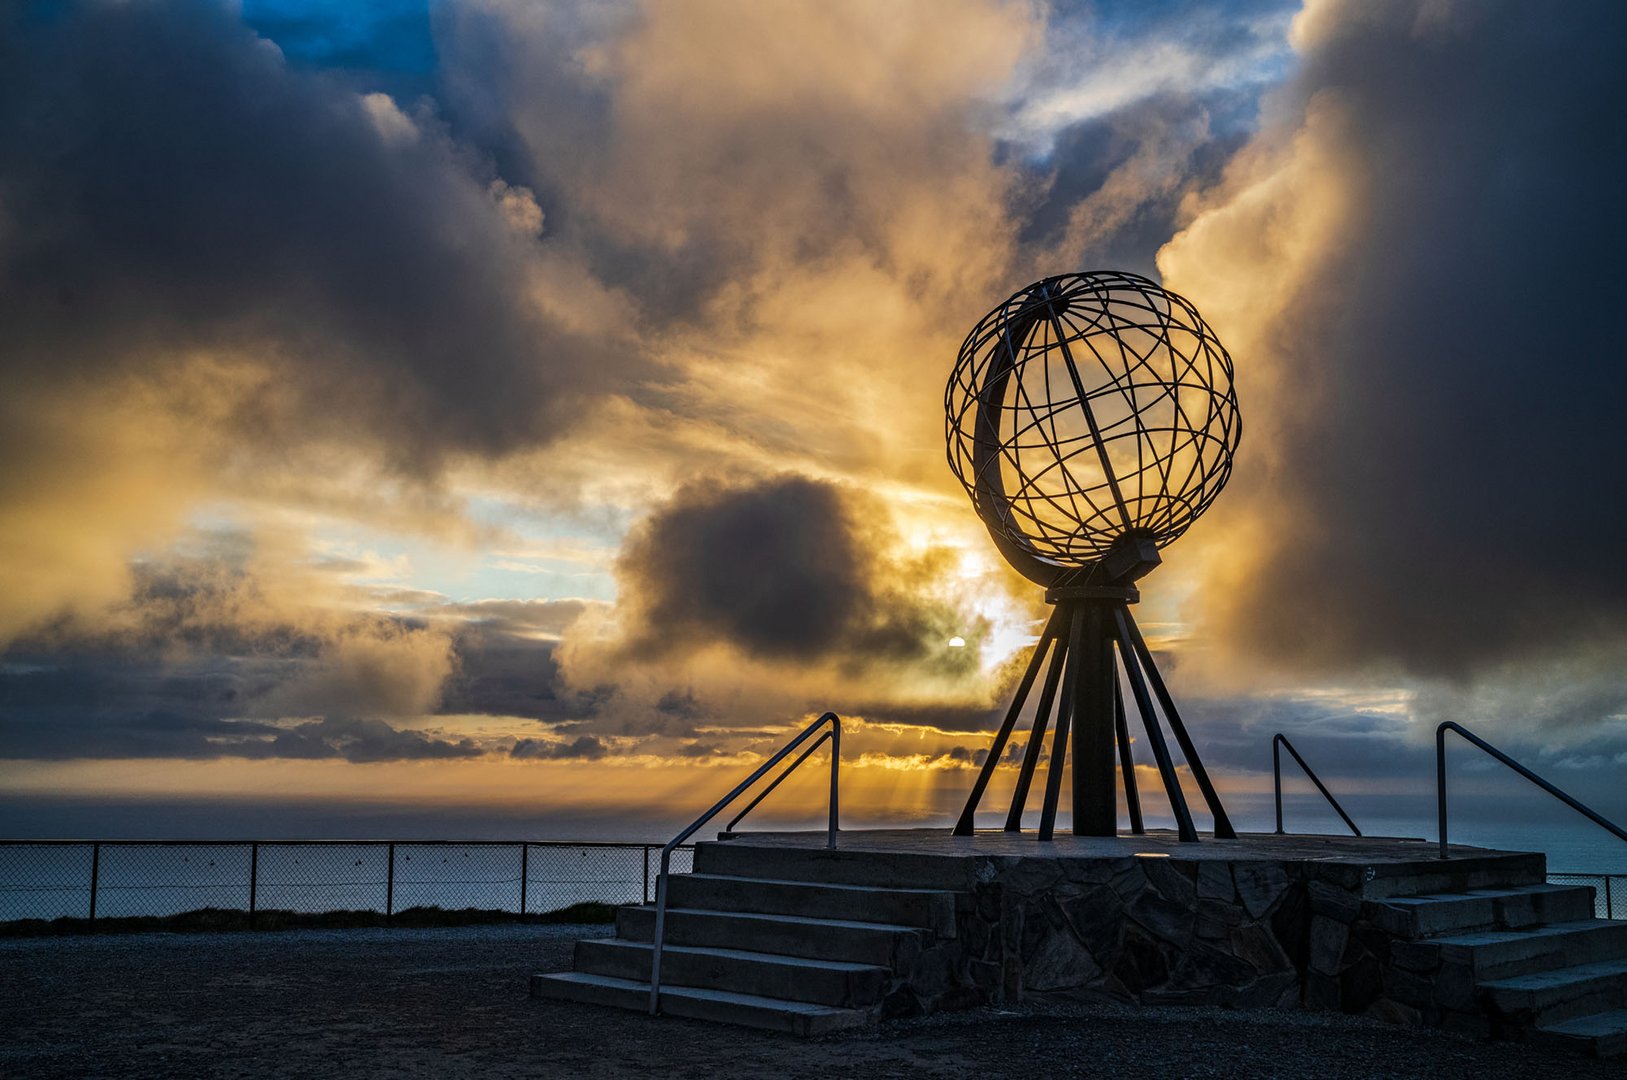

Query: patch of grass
left=531, top=901, right=618, bottom=924
left=0, top=900, right=619, bottom=937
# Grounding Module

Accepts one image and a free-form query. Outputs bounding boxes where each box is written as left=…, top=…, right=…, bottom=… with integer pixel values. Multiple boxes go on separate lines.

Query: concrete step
left=616, top=904, right=927, bottom=969
left=694, top=840, right=977, bottom=891
left=1480, top=958, right=1627, bottom=1028
left=1411, top=920, right=1627, bottom=981
left=1354, top=850, right=1547, bottom=900
left=1369, top=884, right=1596, bottom=939
left=1534, top=1008, right=1627, bottom=1058
left=573, top=938, right=888, bottom=1007
left=666, top=873, right=957, bottom=936
left=529, top=971, right=875, bottom=1036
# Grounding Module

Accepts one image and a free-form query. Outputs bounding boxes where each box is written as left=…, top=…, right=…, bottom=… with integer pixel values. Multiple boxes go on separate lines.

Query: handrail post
left=386, top=842, right=396, bottom=918
left=89, top=842, right=100, bottom=926
left=1272, top=737, right=1284, bottom=835
left=642, top=845, right=650, bottom=904
left=519, top=843, right=529, bottom=917
left=248, top=842, right=259, bottom=929
left=1437, top=725, right=1450, bottom=860
left=828, top=723, right=840, bottom=850
left=648, top=847, right=672, bottom=1015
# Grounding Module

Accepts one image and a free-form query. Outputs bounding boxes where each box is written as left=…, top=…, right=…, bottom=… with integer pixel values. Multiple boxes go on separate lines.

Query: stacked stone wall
left=879, top=854, right=1444, bottom=1021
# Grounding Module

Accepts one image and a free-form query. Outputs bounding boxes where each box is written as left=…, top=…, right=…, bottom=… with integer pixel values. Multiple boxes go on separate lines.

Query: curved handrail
left=1272, top=733, right=1361, bottom=837
left=725, top=729, right=833, bottom=834
left=648, top=711, right=840, bottom=1015
left=1437, top=721, right=1627, bottom=860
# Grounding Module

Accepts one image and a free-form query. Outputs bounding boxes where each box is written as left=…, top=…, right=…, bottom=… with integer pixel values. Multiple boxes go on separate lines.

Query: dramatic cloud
left=552, top=475, right=1017, bottom=740
left=510, top=734, right=607, bottom=761
left=1160, top=1, right=1627, bottom=700
left=0, top=0, right=640, bottom=641
left=612, top=476, right=959, bottom=664
left=0, top=528, right=470, bottom=758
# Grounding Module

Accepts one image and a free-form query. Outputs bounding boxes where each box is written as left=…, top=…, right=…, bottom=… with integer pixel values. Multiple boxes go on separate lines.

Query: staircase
left=1373, top=882, right=1627, bottom=1056
left=533, top=831, right=1627, bottom=1052
left=531, top=842, right=966, bottom=1036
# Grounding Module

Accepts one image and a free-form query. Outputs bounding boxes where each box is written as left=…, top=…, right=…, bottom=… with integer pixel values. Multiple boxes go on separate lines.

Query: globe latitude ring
left=945, top=270, right=1240, bottom=588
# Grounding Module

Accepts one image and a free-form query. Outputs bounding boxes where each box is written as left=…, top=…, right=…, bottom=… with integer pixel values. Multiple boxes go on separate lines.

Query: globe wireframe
left=945, top=271, right=1239, bottom=585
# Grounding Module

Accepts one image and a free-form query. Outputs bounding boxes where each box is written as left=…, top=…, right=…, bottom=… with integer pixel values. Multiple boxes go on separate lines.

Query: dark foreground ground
left=1, top=924, right=1616, bottom=1080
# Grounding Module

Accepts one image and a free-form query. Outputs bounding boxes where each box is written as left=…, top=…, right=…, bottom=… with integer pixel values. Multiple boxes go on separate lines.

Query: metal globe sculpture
left=949, top=271, right=1239, bottom=844
left=946, top=271, right=1239, bottom=587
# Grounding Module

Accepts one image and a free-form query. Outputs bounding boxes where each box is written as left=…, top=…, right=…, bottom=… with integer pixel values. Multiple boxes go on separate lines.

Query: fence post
left=643, top=845, right=650, bottom=905
left=88, top=843, right=100, bottom=926
left=386, top=843, right=395, bottom=919
left=519, top=844, right=529, bottom=917
left=248, top=842, right=259, bottom=929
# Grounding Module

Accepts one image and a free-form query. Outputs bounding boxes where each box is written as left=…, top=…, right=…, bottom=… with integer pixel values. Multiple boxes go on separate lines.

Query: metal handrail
left=648, top=711, right=840, bottom=1015
left=1437, top=721, right=1627, bottom=860
left=1272, top=733, right=1361, bottom=836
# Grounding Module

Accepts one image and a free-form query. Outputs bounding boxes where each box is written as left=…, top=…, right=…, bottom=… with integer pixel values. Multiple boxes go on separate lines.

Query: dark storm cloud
left=1168, top=0, right=1627, bottom=683
left=0, top=657, right=481, bottom=762
left=612, top=476, right=973, bottom=667
left=260, top=715, right=483, bottom=761
left=0, top=537, right=497, bottom=760
left=509, top=734, right=607, bottom=760
left=1011, top=0, right=1299, bottom=275
left=616, top=476, right=865, bottom=660
left=0, top=0, right=633, bottom=471
left=0, top=563, right=608, bottom=759
left=440, top=620, right=610, bottom=723
left=848, top=701, right=1006, bottom=735
left=1017, top=95, right=1251, bottom=278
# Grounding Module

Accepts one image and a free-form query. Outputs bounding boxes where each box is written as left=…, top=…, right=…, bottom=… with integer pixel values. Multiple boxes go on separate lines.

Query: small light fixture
left=1133, top=852, right=1171, bottom=858
left=947, top=636, right=966, bottom=648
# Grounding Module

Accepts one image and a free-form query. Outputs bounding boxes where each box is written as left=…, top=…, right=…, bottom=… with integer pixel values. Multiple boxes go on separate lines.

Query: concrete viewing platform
left=533, top=828, right=1627, bottom=1055
left=719, top=828, right=1517, bottom=890
left=729, top=828, right=1450, bottom=859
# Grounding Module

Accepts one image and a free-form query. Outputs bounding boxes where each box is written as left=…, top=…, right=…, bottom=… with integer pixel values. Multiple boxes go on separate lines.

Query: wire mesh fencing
left=0, top=841, right=694, bottom=929
left=1548, top=872, right=1625, bottom=920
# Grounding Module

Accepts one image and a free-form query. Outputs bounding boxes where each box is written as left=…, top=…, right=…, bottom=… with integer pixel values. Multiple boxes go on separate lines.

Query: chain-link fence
left=0, top=841, right=694, bottom=930
left=5, top=840, right=1618, bottom=931
left=1548, top=872, right=1626, bottom=920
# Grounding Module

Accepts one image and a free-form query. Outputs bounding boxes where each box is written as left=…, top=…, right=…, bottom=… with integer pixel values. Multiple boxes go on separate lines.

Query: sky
left=2, top=0, right=1625, bottom=843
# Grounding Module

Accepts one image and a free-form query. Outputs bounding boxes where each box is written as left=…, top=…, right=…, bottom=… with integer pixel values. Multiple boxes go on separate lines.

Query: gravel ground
left=0, top=924, right=1616, bottom=1079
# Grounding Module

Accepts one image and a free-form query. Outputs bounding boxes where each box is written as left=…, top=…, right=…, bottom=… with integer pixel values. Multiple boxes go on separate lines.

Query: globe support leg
left=952, top=607, right=1063, bottom=836
left=1111, top=607, right=1199, bottom=842
left=1005, top=636, right=1068, bottom=832
left=1118, top=610, right=1237, bottom=840
left=1038, top=605, right=1085, bottom=841
left=1114, top=678, right=1145, bottom=835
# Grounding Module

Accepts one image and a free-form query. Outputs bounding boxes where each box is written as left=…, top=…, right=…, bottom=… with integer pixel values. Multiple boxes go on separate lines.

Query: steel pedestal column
left=1071, top=600, right=1119, bottom=837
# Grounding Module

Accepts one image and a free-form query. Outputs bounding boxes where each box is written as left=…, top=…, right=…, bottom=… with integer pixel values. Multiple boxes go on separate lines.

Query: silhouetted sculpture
left=946, top=271, right=1239, bottom=840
